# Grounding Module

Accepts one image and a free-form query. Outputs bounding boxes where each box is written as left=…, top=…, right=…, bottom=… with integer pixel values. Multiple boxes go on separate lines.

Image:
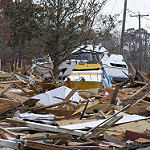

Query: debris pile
left=0, top=63, right=150, bottom=150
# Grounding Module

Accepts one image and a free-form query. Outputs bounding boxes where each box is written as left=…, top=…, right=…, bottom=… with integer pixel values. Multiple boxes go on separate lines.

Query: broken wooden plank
left=82, top=104, right=130, bottom=138
left=127, top=91, right=150, bottom=111
left=58, top=78, right=85, bottom=109
left=87, top=116, right=123, bottom=138
left=99, top=110, right=107, bottom=119
left=0, top=84, right=12, bottom=96
left=129, top=63, right=136, bottom=75
left=23, top=133, right=72, bottom=141
left=23, top=98, right=40, bottom=107
left=49, top=70, right=58, bottom=86
left=13, top=83, right=28, bottom=94
left=137, top=70, right=148, bottom=82
left=80, top=100, right=89, bottom=120
left=0, top=131, right=8, bottom=140
left=25, top=141, right=73, bottom=150
left=29, top=84, right=40, bottom=94
left=0, top=98, right=19, bottom=104
left=73, top=94, right=113, bottom=115
left=31, top=100, right=71, bottom=112
left=0, top=73, right=13, bottom=78
left=110, top=86, right=120, bottom=104
left=0, top=126, right=18, bottom=138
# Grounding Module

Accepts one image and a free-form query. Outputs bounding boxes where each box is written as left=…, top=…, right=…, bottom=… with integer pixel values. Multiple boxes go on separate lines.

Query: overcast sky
left=103, top=0, right=150, bottom=32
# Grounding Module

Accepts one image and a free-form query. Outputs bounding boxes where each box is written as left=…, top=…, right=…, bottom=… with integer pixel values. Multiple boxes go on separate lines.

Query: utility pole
left=120, top=0, right=127, bottom=55
left=130, top=13, right=149, bottom=71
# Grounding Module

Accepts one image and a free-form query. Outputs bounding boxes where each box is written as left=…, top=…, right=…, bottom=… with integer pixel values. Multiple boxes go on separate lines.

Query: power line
left=110, top=0, right=118, bottom=14
left=130, top=13, right=149, bottom=71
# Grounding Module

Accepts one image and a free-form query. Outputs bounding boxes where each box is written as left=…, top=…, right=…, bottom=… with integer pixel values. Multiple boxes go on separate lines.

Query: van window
left=110, top=63, right=127, bottom=68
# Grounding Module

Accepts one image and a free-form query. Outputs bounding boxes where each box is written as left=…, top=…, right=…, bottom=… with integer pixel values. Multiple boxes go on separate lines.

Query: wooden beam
left=31, top=100, right=71, bottom=112
left=49, top=70, right=58, bottom=86
left=13, top=83, right=28, bottom=94
left=0, top=84, right=12, bottom=96
left=73, top=94, right=113, bottom=115
left=80, top=100, right=89, bottom=120
left=0, top=126, right=18, bottom=138
left=58, top=78, right=85, bottom=109
left=129, top=63, right=136, bottom=74
left=29, top=84, right=40, bottom=94
left=110, top=86, right=120, bottom=104
left=87, top=116, right=123, bottom=138
left=82, top=104, right=130, bottom=138
left=0, top=131, right=8, bottom=139
left=25, top=141, right=73, bottom=150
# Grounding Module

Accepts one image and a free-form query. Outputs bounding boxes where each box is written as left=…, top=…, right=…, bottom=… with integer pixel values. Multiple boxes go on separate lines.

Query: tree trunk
left=52, top=62, right=61, bottom=80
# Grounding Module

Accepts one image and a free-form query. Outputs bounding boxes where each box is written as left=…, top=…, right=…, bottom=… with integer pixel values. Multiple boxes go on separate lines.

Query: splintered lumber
left=0, top=98, right=19, bottom=104
left=73, top=94, right=113, bottom=115
left=0, top=80, right=23, bottom=84
left=80, top=100, right=89, bottom=120
left=68, top=146, right=102, bottom=149
left=129, top=83, right=149, bottom=100
left=58, top=78, right=85, bottom=109
left=0, top=126, right=18, bottom=138
left=87, top=116, right=123, bottom=138
left=29, top=84, right=40, bottom=94
left=137, top=70, right=149, bottom=82
left=13, top=83, right=28, bottom=94
left=99, top=110, right=107, bottom=119
left=0, top=131, right=8, bottom=139
left=68, top=141, right=98, bottom=146
left=25, top=141, right=73, bottom=150
left=31, top=100, right=71, bottom=112
left=128, top=91, right=150, bottom=110
left=124, top=83, right=150, bottom=107
left=0, top=84, right=12, bottom=96
left=6, top=118, right=86, bottom=136
left=129, top=63, right=136, bottom=74
left=66, top=77, right=72, bottom=88
left=49, top=70, right=58, bottom=86
left=23, top=98, right=40, bottom=107
left=110, top=86, right=120, bottom=104
left=0, top=73, right=13, bottom=78
left=82, top=104, right=130, bottom=138
left=23, top=133, right=72, bottom=141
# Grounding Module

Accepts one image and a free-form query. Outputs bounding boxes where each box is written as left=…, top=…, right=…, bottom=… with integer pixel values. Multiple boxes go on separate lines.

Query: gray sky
left=103, top=0, right=150, bottom=31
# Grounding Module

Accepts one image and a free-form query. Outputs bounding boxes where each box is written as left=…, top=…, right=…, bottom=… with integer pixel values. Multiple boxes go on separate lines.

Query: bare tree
left=39, top=0, right=108, bottom=78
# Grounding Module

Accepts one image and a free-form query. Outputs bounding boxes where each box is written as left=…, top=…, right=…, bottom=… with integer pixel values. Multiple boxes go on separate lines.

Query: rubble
left=0, top=62, right=150, bottom=150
